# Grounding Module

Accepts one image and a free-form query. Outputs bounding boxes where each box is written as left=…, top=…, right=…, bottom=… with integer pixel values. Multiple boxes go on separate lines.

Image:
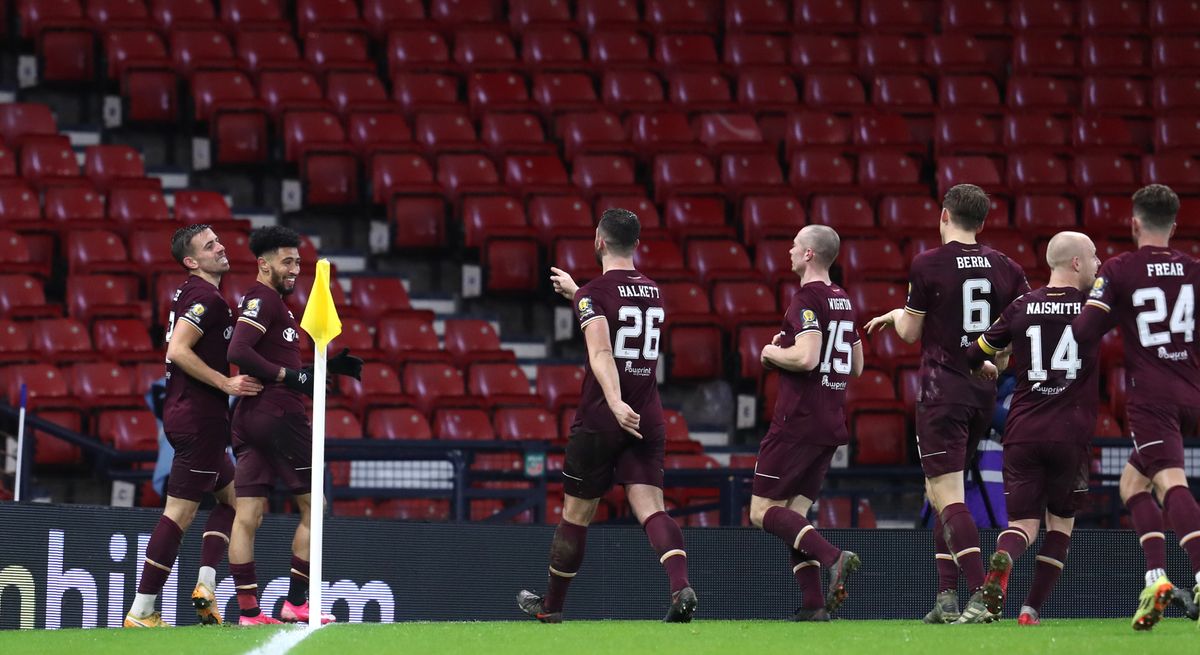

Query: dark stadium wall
left=0, top=503, right=1190, bottom=628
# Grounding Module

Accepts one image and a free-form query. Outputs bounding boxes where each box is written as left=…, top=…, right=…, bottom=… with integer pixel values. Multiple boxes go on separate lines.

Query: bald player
left=965, top=232, right=1101, bottom=626
left=1073, top=184, right=1200, bottom=630
left=750, top=225, right=863, bottom=621
left=865, top=184, right=1029, bottom=623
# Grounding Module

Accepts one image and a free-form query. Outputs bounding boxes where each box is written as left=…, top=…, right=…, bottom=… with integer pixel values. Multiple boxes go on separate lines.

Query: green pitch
left=0, top=619, right=1196, bottom=655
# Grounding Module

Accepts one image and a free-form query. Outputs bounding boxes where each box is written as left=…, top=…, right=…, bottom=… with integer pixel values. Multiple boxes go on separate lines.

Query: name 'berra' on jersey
left=904, top=241, right=1030, bottom=408
left=767, top=282, right=859, bottom=446
left=1085, top=246, right=1200, bottom=405
left=572, top=270, right=665, bottom=435
left=163, top=276, right=234, bottom=432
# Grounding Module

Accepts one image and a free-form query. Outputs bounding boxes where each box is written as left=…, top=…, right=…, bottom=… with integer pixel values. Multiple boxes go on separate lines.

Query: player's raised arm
left=169, top=317, right=262, bottom=396
left=581, top=317, right=641, bottom=439
left=549, top=267, right=579, bottom=301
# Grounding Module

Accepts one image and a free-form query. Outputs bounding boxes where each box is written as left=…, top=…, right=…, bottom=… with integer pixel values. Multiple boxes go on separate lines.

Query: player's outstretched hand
left=863, top=309, right=897, bottom=335
left=974, top=361, right=999, bottom=381
left=549, top=266, right=579, bottom=300
left=609, top=400, right=642, bottom=439
left=328, top=348, right=364, bottom=380
left=223, top=375, right=264, bottom=397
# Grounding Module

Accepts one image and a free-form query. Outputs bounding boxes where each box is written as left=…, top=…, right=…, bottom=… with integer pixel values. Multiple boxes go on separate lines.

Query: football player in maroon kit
left=518, top=208, right=696, bottom=623
left=865, top=184, right=1030, bottom=623
left=1073, top=185, right=1200, bottom=630
left=750, top=225, right=863, bottom=622
left=124, top=225, right=263, bottom=628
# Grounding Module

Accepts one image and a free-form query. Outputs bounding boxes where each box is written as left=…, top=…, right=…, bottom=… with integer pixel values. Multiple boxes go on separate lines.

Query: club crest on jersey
left=185, top=303, right=206, bottom=321
left=243, top=298, right=261, bottom=318
left=801, top=309, right=818, bottom=329
left=577, top=297, right=596, bottom=320
left=1089, top=277, right=1106, bottom=300
left=283, top=327, right=298, bottom=342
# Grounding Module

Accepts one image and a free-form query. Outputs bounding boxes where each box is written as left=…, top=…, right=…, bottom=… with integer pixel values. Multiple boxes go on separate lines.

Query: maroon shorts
left=1003, top=440, right=1090, bottom=520
left=1127, top=403, right=1198, bottom=479
left=165, top=427, right=235, bottom=502
left=562, top=427, right=665, bottom=499
left=751, top=438, right=838, bottom=501
left=915, top=402, right=991, bottom=479
left=232, top=398, right=312, bottom=497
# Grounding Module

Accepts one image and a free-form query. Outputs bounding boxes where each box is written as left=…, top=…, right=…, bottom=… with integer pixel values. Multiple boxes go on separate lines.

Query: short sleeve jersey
left=571, top=269, right=665, bottom=435
left=1085, top=246, right=1200, bottom=405
left=234, top=282, right=305, bottom=412
left=905, top=241, right=1031, bottom=408
left=977, top=287, right=1098, bottom=445
left=766, top=282, right=860, bottom=446
left=163, top=276, right=234, bottom=433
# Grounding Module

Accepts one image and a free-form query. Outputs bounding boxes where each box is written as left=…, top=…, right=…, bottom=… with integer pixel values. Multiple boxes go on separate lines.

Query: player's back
left=767, top=281, right=858, bottom=446
left=1090, top=246, right=1200, bottom=405
left=999, top=286, right=1099, bottom=444
left=164, top=275, right=233, bottom=430
left=572, top=269, right=665, bottom=435
left=905, top=241, right=1029, bottom=407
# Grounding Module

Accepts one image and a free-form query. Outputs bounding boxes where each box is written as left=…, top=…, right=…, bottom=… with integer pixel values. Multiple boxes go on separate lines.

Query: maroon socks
left=200, top=503, right=235, bottom=569
left=940, top=503, right=984, bottom=591
left=230, top=561, right=260, bottom=617
left=1024, top=531, right=1070, bottom=611
left=137, top=516, right=182, bottom=595
left=643, top=511, right=690, bottom=594
left=934, top=514, right=959, bottom=593
left=1127, top=491, right=1168, bottom=574
left=791, top=550, right=825, bottom=610
left=995, top=528, right=1030, bottom=561
left=288, top=555, right=310, bottom=606
left=762, top=506, right=841, bottom=567
left=1163, top=486, right=1200, bottom=575
left=542, top=520, right=587, bottom=613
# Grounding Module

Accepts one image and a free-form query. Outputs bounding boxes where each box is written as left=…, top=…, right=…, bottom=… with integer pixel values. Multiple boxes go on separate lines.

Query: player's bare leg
left=629, top=484, right=696, bottom=622
left=278, top=494, right=333, bottom=624
left=125, top=495, right=200, bottom=627
left=519, top=494, right=598, bottom=623
left=751, top=494, right=858, bottom=619
left=229, top=496, right=280, bottom=625
left=1152, top=467, right=1200, bottom=628
left=189, top=482, right=236, bottom=625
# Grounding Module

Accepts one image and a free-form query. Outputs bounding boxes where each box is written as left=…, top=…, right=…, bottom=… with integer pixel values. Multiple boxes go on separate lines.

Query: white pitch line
left=245, top=623, right=326, bottom=655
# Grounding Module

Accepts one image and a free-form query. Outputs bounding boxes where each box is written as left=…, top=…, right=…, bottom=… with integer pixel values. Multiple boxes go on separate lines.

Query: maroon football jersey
left=904, top=241, right=1030, bottom=407
left=230, top=281, right=305, bottom=413
left=1077, top=246, right=1200, bottom=405
left=163, top=276, right=234, bottom=433
left=977, top=287, right=1099, bottom=445
left=766, top=281, right=860, bottom=446
left=571, top=269, right=665, bottom=435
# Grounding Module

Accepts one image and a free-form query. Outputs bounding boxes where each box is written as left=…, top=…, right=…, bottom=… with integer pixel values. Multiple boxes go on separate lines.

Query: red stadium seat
left=430, top=0, right=499, bottom=25
left=510, top=0, right=571, bottom=31
left=789, top=151, right=855, bottom=194
left=434, top=408, right=494, bottom=440
left=1004, top=113, right=1071, bottom=154
left=925, top=35, right=993, bottom=74
left=725, top=33, right=787, bottom=68
left=171, top=30, right=238, bottom=79
left=576, top=0, right=641, bottom=31
left=495, top=407, right=558, bottom=441
left=221, top=0, right=289, bottom=30
left=735, top=324, right=779, bottom=380
left=687, top=239, right=755, bottom=284
left=532, top=72, right=599, bottom=116
left=842, top=238, right=906, bottom=281
left=1013, top=35, right=1079, bottom=76
left=366, top=407, right=432, bottom=440
left=31, top=318, right=96, bottom=364
left=1083, top=0, right=1146, bottom=33
left=657, top=34, right=718, bottom=68
left=668, top=71, right=734, bottom=112
left=522, top=30, right=586, bottom=70
left=346, top=112, right=412, bottom=159
left=5, top=363, right=73, bottom=408
left=296, top=0, right=367, bottom=35
left=873, top=74, right=934, bottom=112
left=601, top=70, right=666, bottom=112
left=338, top=362, right=411, bottom=416
left=107, top=187, right=170, bottom=231
left=742, top=195, right=805, bottom=246
left=981, top=230, right=1039, bottom=270
left=571, top=154, right=640, bottom=199
left=805, top=73, right=867, bottom=111
left=468, top=362, right=535, bottom=408
left=105, top=30, right=170, bottom=81
left=28, top=410, right=84, bottom=465
left=935, top=113, right=1002, bottom=156
left=67, top=275, right=145, bottom=323
left=386, top=30, right=450, bottom=76
left=536, top=364, right=584, bottom=413
left=392, top=73, right=461, bottom=116
left=484, top=237, right=541, bottom=292
left=389, top=195, right=446, bottom=249
left=809, top=195, right=875, bottom=236
left=849, top=282, right=906, bottom=321
left=235, top=31, right=303, bottom=75
left=736, top=70, right=800, bottom=115
left=0, top=275, right=62, bottom=319
left=697, top=114, right=766, bottom=155
left=869, top=329, right=920, bottom=370
left=664, top=196, right=732, bottom=240
left=468, top=72, right=537, bottom=117
left=557, top=111, right=625, bottom=161
left=0, top=184, right=41, bottom=228
left=879, top=195, right=941, bottom=233
left=711, top=281, right=777, bottom=330
left=664, top=323, right=724, bottom=381
left=634, top=239, right=688, bottom=281
left=936, top=156, right=1004, bottom=197
left=1008, top=153, right=1072, bottom=194
left=784, top=111, right=851, bottom=157
left=1007, top=76, right=1077, bottom=113
left=793, top=0, right=856, bottom=31
left=1083, top=36, right=1149, bottom=75
left=325, top=72, right=393, bottom=119
left=1152, top=0, right=1200, bottom=33
left=443, top=319, right=513, bottom=367
left=1084, top=77, right=1151, bottom=117
left=852, top=410, right=908, bottom=465
left=791, top=34, right=857, bottom=71
left=646, top=0, right=718, bottom=33
left=1153, top=36, right=1200, bottom=73
left=304, top=32, right=373, bottom=75
left=1155, top=116, right=1200, bottom=153
left=404, top=362, right=475, bottom=416
left=0, top=318, right=33, bottom=364
left=529, top=194, right=593, bottom=245
left=93, top=318, right=156, bottom=362
left=70, top=361, right=143, bottom=410
left=414, top=112, right=480, bottom=155
left=20, top=138, right=80, bottom=190
left=859, top=35, right=924, bottom=74
left=348, top=277, right=412, bottom=321
left=482, top=112, right=552, bottom=158
left=588, top=29, right=650, bottom=67
left=1014, top=196, right=1080, bottom=236
left=939, top=75, right=1001, bottom=110
left=454, top=28, right=518, bottom=70
left=376, top=312, right=448, bottom=365
left=1074, top=154, right=1139, bottom=194
left=1083, top=195, right=1133, bottom=238
left=1142, top=154, right=1200, bottom=196
left=553, top=238, right=603, bottom=282
left=503, top=154, right=570, bottom=196
left=857, top=152, right=922, bottom=195
left=436, top=154, right=503, bottom=199
left=1010, top=0, right=1075, bottom=32
left=462, top=195, right=529, bottom=248
left=43, top=186, right=106, bottom=231
left=83, top=145, right=155, bottom=193
left=97, top=409, right=158, bottom=451
left=66, top=231, right=137, bottom=275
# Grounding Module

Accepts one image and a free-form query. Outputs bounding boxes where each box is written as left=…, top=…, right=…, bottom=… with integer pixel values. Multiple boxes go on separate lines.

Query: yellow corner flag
left=300, top=259, right=343, bottom=349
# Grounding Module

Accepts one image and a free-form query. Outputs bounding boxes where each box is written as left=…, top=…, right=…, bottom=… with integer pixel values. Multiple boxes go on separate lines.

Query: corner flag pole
left=300, top=259, right=342, bottom=630
left=14, top=384, right=27, bottom=502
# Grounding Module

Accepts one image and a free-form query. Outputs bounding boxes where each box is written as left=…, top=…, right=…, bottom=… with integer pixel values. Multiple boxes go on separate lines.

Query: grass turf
left=0, top=619, right=1196, bottom=655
